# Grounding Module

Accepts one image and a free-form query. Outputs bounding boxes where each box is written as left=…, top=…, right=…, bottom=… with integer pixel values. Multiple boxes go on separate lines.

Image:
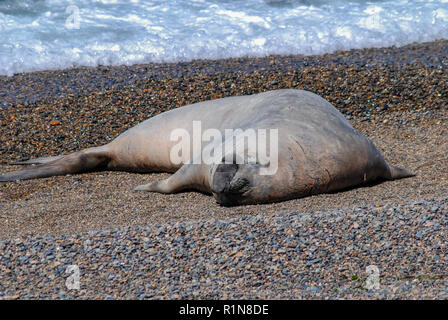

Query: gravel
left=0, top=197, right=447, bottom=299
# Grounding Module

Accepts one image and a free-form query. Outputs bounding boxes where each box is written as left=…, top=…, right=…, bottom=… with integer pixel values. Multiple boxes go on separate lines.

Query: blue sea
left=0, top=0, right=448, bottom=75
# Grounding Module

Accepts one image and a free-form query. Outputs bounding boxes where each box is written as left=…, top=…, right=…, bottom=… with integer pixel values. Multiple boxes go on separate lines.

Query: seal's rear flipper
left=0, top=147, right=110, bottom=182
left=386, top=164, right=415, bottom=180
left=9, top=155, right=66, bottom=165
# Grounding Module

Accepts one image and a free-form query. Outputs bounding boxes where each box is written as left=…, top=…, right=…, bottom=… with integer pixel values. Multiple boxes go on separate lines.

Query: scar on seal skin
left=0, top=89, right=414, bottom=206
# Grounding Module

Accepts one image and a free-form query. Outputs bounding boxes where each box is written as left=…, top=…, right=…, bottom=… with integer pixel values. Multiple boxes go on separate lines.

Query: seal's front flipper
left=132, top=165, right=191, bottom=194
left=132, top=179, right=174, bottom=193
left=133, top=164, right=209, bottom=194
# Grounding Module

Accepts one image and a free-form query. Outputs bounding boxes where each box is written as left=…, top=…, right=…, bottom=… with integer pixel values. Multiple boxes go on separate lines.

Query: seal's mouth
left=212, top=192, right=244, bottom=207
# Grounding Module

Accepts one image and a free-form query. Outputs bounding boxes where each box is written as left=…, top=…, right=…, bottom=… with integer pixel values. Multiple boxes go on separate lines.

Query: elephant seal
left=0, top=89, right=413, bottom=206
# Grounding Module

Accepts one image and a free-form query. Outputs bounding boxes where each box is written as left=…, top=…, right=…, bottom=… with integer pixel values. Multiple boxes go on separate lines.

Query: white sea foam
left=0, top=0, right=447, bottom=75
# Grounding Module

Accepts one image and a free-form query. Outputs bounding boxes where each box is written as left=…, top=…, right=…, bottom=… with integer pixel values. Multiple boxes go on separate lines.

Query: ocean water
left=0, top=0, right=448, bottom=76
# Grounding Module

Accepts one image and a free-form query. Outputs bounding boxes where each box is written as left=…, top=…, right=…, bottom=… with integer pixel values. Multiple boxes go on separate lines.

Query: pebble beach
left=0, top=40, right=447, bottom=299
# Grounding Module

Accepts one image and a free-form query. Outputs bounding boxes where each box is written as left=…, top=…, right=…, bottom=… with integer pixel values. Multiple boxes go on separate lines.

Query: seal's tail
left=385, top=163, right=415, bottom=180
left=0, top=146, right=110, bottom=182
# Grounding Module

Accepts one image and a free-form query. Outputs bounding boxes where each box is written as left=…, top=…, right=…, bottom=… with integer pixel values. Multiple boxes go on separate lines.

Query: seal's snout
left=211, top=163, right=251, bottom=206
left=210, top=163, right=239, bottom=194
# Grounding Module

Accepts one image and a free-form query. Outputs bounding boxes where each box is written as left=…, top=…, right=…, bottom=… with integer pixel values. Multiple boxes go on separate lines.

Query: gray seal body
left=0, top=89, right=413, bottom=206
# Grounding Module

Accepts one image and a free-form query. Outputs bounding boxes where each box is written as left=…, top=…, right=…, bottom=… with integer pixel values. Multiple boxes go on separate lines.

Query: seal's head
left=209, top=160, right=280, bottom=206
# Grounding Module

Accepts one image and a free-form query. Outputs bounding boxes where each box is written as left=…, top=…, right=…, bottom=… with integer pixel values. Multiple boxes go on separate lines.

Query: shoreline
left=0, top=40, right=447, bottom=299
left=1, top=39, right=447, bottom=108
